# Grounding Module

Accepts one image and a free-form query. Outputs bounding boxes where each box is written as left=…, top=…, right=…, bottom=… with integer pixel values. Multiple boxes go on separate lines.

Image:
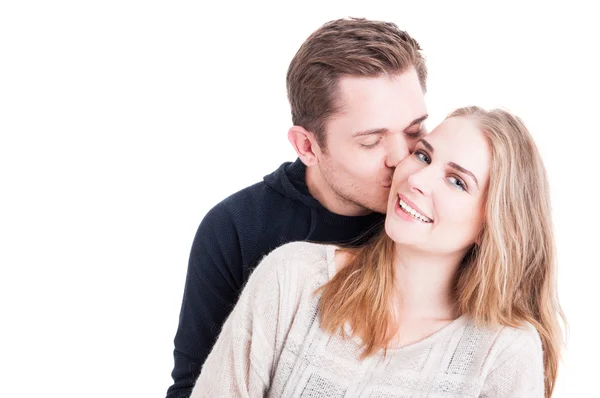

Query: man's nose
left=385, top=134, right=410, bottom=168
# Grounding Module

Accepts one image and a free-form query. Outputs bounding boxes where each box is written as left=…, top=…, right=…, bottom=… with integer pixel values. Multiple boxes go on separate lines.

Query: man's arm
left=189, top=244, right=288, bottom=398
left=166, top=202, right=245, bottom=398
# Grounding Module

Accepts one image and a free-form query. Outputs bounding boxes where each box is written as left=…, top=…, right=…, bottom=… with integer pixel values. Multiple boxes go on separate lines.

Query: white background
left=1, top=1, right=598, bottom=397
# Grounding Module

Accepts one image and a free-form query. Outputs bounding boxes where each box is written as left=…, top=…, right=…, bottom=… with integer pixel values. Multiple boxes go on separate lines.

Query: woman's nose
left=407, top=167, right=433, bottom=196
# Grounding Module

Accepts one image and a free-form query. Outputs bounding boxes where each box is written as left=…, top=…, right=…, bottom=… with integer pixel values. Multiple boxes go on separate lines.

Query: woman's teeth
left=398, top=198, right=432, bottom=223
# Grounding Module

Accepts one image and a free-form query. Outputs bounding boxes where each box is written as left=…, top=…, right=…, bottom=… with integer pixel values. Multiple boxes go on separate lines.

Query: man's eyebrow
left=449, top=162, right=479, bottom=188
left=351, top=128, right=389, bottom=138
left=352, top=114, right=429, bottom=138
left=403, top=115, right=428, bottom=132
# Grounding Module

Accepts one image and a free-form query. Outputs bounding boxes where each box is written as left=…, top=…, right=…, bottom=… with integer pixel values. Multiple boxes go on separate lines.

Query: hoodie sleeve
left=166, top=201, right=245, bottom=398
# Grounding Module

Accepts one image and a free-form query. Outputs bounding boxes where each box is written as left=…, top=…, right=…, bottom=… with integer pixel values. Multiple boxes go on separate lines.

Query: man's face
left=316, top=68, right=428, bottom=215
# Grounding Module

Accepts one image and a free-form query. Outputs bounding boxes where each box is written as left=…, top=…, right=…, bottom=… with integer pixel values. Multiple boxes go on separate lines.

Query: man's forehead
left=336, top=72, right=424, bottom=102
left=334, top=75, right=426, bottom=127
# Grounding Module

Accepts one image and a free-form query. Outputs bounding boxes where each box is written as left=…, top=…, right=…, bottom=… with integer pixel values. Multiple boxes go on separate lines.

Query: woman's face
left=385, top=116, right=492, bottom=257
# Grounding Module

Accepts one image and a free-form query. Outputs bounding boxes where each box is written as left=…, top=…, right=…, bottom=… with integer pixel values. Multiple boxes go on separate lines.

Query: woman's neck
left=391, top=244, right=467, bottom=321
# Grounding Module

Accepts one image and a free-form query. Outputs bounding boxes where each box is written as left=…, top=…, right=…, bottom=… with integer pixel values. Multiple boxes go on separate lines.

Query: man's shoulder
left=205, top=178, right=295, bottom=220
left=221, top=179, right=277, bottom=206
left=196, top=166, right=312, bottom=257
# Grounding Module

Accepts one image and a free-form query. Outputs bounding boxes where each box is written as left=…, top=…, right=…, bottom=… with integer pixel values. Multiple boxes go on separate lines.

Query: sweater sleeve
left=479, top=326, right=545, bottom=397
left=167, top=202, right=246, bottom=398
left=190, top=245, right=289, bottom=398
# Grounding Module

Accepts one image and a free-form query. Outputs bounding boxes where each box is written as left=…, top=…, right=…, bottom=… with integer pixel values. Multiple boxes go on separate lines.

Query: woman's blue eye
left=414, top=150, right=431, bottom=164
left=447, top=176, right=467, bottom=191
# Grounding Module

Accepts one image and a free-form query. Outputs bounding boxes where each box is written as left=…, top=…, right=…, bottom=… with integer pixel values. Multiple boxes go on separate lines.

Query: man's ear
left=288, top=126, right=321, bottom=167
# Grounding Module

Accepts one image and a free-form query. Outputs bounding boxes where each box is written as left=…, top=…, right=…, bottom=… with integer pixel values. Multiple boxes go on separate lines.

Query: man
left=167, top=17, right=428, bottom=397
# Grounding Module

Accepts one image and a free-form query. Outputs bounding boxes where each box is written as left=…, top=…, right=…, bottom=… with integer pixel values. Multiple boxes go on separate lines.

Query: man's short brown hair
left=286, top=17, right=427, bottom=147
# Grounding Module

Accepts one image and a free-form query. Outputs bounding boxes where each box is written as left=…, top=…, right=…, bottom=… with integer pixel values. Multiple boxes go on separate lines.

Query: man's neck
left=305, top=165, right=371, bottom=217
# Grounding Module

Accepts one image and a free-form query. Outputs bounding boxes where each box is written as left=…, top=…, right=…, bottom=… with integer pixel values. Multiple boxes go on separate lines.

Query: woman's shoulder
left=264, top=241, right=332, bottom=269
left=490, top=321, right=542, bottom=354
left=459, top=317, right=543, bottom=374
left=253, top=241, right=335, bottom=287
left=462, top=317, right=542, bottom=349
left=267, top=241, right=331, bottom=260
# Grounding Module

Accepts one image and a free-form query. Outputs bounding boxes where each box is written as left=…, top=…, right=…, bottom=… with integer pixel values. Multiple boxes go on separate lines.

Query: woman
left=191, top=106, right=565, bottom=397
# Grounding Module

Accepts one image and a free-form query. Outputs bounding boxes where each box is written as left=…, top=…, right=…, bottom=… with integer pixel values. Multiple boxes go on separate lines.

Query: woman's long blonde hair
left=317, top=106, right=566, bottom=396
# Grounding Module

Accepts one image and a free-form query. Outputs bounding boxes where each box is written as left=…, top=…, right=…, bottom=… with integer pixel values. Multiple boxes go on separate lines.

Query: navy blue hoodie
left=167, top=159, right=384, bottom=397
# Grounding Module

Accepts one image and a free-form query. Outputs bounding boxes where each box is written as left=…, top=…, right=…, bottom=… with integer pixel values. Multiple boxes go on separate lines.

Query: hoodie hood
left=263, top=158, right=322, bottom=208
left=263, top=159, right=385, bottom=238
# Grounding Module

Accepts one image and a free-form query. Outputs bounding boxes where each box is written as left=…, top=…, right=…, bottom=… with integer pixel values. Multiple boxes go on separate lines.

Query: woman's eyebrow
left=448, top=162, right=479, bottom=188
left=418, top=138, right=434, bottom=152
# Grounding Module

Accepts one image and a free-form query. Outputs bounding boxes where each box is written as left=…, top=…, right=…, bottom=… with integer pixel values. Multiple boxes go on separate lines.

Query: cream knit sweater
left=191, top=242, right=544, bottom=397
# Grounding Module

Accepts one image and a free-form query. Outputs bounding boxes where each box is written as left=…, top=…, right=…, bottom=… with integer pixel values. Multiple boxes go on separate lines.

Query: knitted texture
left=192, top=242, right=544, bottom=397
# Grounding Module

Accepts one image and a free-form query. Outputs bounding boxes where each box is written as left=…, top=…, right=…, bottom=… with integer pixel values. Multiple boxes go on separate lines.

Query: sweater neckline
left=324, top=244, right=468, bottom=355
